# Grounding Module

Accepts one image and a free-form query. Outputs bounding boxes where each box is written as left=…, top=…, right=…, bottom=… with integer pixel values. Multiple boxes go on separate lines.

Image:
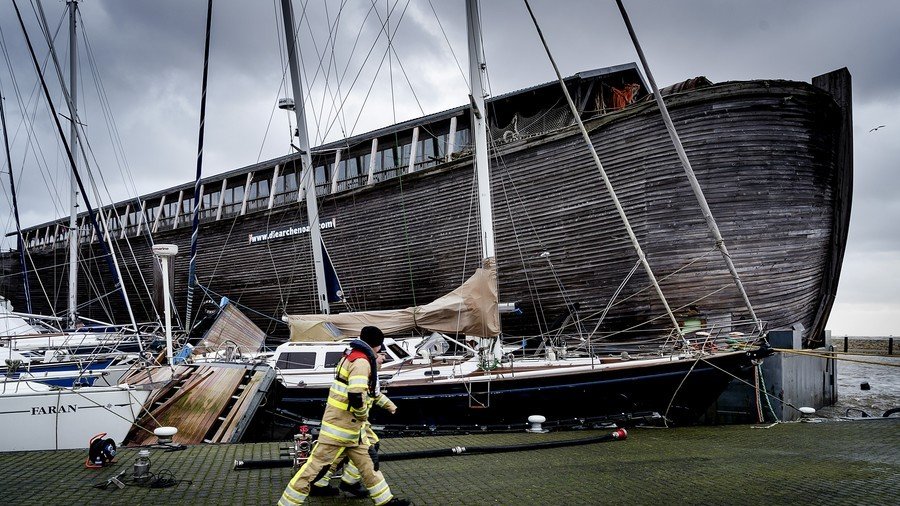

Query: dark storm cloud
left=0, top=0, right=896, bottom=333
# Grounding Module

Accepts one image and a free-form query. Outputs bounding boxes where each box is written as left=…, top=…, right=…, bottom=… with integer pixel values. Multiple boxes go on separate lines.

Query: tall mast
left=466, top=0, right=495, bottom=262
left=279, top=0, right=329, bottom=313
left=0, top=83, right=32, bottom=313
left=185, top=0, right=214, bottom=332
left=66, top=0, right=79, bottom=327
left=29, top=0, right=139, bottom=333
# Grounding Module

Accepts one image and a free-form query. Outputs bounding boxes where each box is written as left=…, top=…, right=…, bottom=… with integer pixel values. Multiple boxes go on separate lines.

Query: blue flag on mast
left=321, top=238, right=345, bottom=304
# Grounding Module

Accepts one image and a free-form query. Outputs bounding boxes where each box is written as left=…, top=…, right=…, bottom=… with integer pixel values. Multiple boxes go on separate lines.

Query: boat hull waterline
left=276, top=350, right=755, bottom=427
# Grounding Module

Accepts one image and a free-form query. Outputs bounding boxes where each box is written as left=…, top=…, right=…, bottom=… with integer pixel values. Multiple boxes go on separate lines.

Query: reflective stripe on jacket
left=319, top=353, right=371, bottom=446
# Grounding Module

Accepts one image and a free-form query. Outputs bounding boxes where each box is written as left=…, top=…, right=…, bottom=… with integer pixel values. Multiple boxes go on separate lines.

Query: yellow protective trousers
left=278, top=441, right=393, bottom=505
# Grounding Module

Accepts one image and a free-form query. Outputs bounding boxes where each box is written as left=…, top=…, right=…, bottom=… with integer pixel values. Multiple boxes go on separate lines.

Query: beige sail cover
left=286, top=258, right=500, bottom=338
left=288, top=321, right=343, bottom=342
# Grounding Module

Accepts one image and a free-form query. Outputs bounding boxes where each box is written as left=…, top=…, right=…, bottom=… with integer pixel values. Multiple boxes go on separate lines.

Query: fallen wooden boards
left=124, top=363, right=275, bottom=446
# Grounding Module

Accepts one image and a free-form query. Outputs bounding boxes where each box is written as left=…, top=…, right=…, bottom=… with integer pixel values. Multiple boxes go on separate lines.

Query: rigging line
left=523, top=0, right=685, bottom=342
left=62, top=384, right=158, bottom=437
left=274, top=0, right=287, bottom=74
left=91, top=207, right=159, bottom=325
left=586, top=285, right=732, bottom=343
left=80, top=20, right=128, bottom=177
left=774, top=349, right=900, bottom=368
left=98, top=209, right=159, bottom=325
left=305, top=0, right=351, bottom=145
left=0, top=26, right=70, bottom=220
left=314, top=0, right=381, bottom=144
left=486, top=138, right=553, bottom=335
left=447, top=166, right=480, bottom=336
left=21, top=243, right=57, bottom=315
left=13, top=0, right=127, bottom=324
left=310, top=0, right=356, bottom=143
left=662, top=352, right=703, bottom=426
left=294, top=0, right=340, bottom=145
left=426, top=0, right=468, bottom=89
left=261, top=194, right=285, bottom=319
left=699, top=355, right=804, bottom=417
left=294, top=0, right=354, bottom=148
left=257, top=0, right=290, bottom=163
left=28, top=0, right=140, bottom=331
left=326, top=1, right=352, bottom=142
left=755, top=362, right=778, bottom=422
left=496, top=170, right=547, bottom=336
left=346, top=1, right=412, bottom=137
left=261, top=182, right=309, bottom=326
left=79, top=15, right=142, bottom=216
left=80, top=235, right=117, bottom=320
left=393, top=149, right=417, bottom=309
left=203, top=188, right=247, bottom=300
left=585, top=259, right=641, bottom=341
left=614, top=0, right=760, bottom=332
left=197, top=282, right=287, bottom=325
left=368, top=0, right=425, bottom=117
left=388, top=0, right=395, bottom=125
left=474, top=0, right=493, bottom=101
left=541, top=252, right=585, bottom=339
left=576, top=247, right=718, bottom=329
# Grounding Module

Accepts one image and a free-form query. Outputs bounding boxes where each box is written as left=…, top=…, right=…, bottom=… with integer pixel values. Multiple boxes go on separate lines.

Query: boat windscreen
left=386, top=343, right=408, bottom=360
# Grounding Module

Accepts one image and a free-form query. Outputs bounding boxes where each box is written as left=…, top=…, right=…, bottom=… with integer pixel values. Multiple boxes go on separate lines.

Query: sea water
left=816, top=354, right=900, bottom=418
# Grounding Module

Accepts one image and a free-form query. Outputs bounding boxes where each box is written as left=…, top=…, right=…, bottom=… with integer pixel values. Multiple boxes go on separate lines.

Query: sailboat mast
left=466, top=0, right=495, bottom=261
left=279, top=0, right=329, bottom=314
left=185, top=0, right=214, bottom=332
left=0, top=85, right=32, bottom=314
left=29, top=0, right=140, bottom=335
left=614, top=0, right=762, bottom=332
left=67, top=0, right=79, bottom=327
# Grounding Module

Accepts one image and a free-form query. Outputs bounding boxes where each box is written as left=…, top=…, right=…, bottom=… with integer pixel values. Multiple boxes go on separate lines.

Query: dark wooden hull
left=275, top=351, right=756, bottom=426
left=2, top=75, right=851, bottom=345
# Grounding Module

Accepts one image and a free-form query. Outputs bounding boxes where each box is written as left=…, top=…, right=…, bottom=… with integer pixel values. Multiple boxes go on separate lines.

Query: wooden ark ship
left=1, top=63, right=852, bottom=346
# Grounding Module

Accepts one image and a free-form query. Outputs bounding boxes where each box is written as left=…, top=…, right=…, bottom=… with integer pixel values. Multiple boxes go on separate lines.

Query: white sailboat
left=0, top=379, right=150, bottom=451
left=0, top=0, right=154, bottom=451
left=269, top=0, right=769, bottom=428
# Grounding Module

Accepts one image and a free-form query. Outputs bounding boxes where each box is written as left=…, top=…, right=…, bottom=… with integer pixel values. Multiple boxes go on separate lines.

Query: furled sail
left=321, top=239, right=345, bottom=304
left=286, top=258, right=499, bottom=338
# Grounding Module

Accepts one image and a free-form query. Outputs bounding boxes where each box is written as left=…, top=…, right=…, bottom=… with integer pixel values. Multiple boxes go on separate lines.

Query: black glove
left=368, top=442, right=380, bottom=471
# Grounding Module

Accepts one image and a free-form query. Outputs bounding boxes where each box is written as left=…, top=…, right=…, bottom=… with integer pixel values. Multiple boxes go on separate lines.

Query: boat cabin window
left=324, top=351, right=344, bottom=368
left=386, top=343, right=409, bottom=360
left=276, top=351, right=317, bottom=370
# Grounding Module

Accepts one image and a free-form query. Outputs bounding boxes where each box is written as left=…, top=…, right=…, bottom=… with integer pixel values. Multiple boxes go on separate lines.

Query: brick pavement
left=0, top=418, right=897, bottom=505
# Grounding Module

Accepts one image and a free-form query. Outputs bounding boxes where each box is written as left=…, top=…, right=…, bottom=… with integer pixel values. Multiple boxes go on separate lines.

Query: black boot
left=339, top=480, right=369, bottom=498
left=385, top=498, right=412, bottom=506
left=309, top=484, right=340, bottom=496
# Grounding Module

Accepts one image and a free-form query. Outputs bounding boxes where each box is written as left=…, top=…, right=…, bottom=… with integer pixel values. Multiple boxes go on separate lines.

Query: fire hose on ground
left=233, top=428, right=627, bottom=470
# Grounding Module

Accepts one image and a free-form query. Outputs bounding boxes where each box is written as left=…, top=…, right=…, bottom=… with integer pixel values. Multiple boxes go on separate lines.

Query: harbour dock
left=2, top=418, right=896, bottom=505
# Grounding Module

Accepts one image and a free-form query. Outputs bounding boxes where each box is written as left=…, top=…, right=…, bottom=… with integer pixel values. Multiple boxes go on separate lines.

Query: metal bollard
left=889, top=337, right=894, bottom=356
left=843, top=335, right=848, bottom=353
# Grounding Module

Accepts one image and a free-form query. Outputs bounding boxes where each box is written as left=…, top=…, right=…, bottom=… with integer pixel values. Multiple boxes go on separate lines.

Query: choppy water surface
left=816, top=355, right=900, bottom=418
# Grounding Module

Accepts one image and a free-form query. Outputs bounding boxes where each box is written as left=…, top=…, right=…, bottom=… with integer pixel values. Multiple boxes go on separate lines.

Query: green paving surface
left=1, top=418, right=897, bottom=505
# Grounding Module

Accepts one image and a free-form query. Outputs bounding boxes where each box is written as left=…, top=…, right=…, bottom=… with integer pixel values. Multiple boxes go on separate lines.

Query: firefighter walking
left=278, top=326, right=410, bottom=506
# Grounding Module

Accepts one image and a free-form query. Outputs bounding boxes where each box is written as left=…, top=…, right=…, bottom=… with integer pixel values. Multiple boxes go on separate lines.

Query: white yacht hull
left=0, top=382, right=151, bottom=452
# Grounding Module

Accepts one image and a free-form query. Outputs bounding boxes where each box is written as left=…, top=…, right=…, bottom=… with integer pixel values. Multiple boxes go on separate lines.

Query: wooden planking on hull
left=3, top=76, right=850, bottom=345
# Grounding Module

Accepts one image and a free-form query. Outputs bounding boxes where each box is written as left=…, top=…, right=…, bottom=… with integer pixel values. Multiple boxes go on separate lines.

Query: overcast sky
left=0, top=0, right=897, bottom=336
